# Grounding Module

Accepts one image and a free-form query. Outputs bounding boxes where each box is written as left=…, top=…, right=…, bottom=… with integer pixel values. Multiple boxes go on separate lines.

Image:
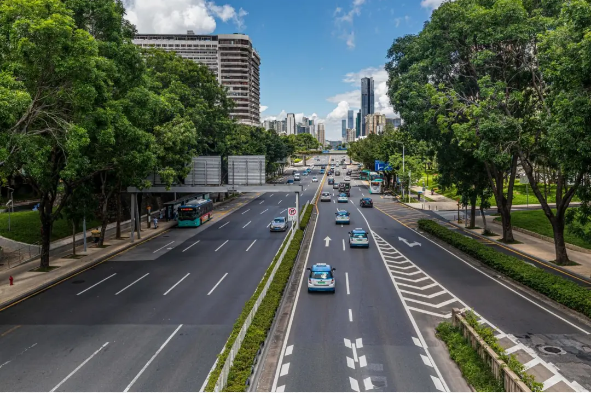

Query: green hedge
left=436, top=322, right=504, bottom=392
left=204, top=229, right=294, bottom=391
left=418, top=219, right=591, bottom=319
left=299, top=204, right=313, bottom=230
left=224, top=230, right=304, bottom=391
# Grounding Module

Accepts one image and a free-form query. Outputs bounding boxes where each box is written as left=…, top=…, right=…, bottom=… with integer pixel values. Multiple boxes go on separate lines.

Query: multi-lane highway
left=271, top=163, right=591, bottom=392
left=0, top=161, right=323, bottom=392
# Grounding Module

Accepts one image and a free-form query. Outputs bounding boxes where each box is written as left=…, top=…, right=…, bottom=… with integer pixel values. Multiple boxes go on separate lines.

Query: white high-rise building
left=287, top=113, right=296, bottom=135
left=317, top=123, right=325, bottom=147
left=132, top=32, right=261, bottom=126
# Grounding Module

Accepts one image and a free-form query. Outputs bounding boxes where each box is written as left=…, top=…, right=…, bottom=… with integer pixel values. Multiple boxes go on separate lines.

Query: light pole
left=395, top=142, right=405, bottom=200
left=6, top=187, right=13, bottom=232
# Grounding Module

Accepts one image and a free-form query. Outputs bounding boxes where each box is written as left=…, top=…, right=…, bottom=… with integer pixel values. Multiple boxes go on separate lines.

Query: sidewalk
left=0, top=193, right=260, bottom=309
left=451, top=214, right=591, bottom=278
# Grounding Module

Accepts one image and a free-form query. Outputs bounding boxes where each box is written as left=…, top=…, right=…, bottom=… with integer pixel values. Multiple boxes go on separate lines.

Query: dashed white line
left=276, top=385, right=285, bottom=392
left=344, top=338, right=352, bottom=348
left=352, top=343, right=358, bottom=361
left=363, top=377, right=374, bottom=390
left=270, top=194, right=275, bottom=197
left=260, top=209, right=269, bottom=214
left=124, top=325, right=183, bottom=392
left=267, top=223, right=271, bottom=228
left=115, top=273, right=149, bottom=295
left=207, top=273, right=228, bottom=295
left=279, top=362, right=290, bottom=377
left=241, top=209, right=250, bottom=214
left=285, top=194, right=289, bottom=197
left=243, top=221, right=251, bottom=228
left=356, top=338, right=363, bottom=348
left=182, top=240, right=200, bottom=252
left=51, top=342, right=110, bottom=392
left=347, top=356, right=355, bottom=369
left=342, top=239, right=345, bottom=251
left=412, top=337, right=422, bottom=347
left=285, top=345, right=293, bottom=356
left=431, top=376, right=445, bottom=391
left=349, top=377, right=360, bottom=392
left=421, top=354, right=434, bottom=367
left=246, top=240, right=257, bottom=251
left=259, top=200, right=264, bottom=204
left=77, top=274, right=116, bottom=296
left=280, top=209, right=287, bottom=214
left=163, top=273, right=190, bottom=296
left=359, top=355, right=367, bottom=368
left=278, top=200, right=283, bottom=204
left=153, top=241, right=175, bottom=253
left=346, top=272, right=350, bottom=295
left=218, top=222, right=229, bottom=229
left=215, top=240, right=229, bottom=251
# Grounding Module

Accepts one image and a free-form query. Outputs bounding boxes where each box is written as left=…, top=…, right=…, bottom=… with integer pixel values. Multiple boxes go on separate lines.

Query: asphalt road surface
left=0, top=160, right=324, bottom=392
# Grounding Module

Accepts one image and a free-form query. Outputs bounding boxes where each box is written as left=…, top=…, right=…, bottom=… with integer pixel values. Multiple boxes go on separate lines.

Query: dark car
left=346, top=170, right=352, bottom=176
left=270, top=216, right=289, bottom=232
left=360, top=197, right=373, bottom=207
left=286, top=179, right=294, bottom=184
left=328, top=177, right=334, bottom=185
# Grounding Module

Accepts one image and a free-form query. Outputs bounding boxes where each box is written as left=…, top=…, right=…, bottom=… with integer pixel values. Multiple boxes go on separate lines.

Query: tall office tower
left=347, top=110, right=354, bottom=129
left=133, top=32, right=261, bottom=126
left=365, top=113, right=386, bottom=135
left=263, top=120, right=272, bottom=130
left=287, top=113, right=296, bottom=135
left=361, top=77, right=375, bottom=136
left=309, top=119, right=315, bottom=138
left=356, top=111, right=361, bottom=138
left=317, top=123, right=325, bottom=147
left=346, top=128, right=355, bottom=143
left=342, top=119, right=347, bottom=141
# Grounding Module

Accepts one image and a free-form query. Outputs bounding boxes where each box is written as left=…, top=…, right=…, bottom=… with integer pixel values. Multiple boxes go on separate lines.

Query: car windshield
left=340, top=194, right=347, bottom=197
left=311, top=271, right=333, bottom=279
left=322, top=192, right=330, bottom=196
left=352, top=233, right=367, bottom=239
left=338, top=212, right=349, bottom=216
left=273, top=218, right=285, bottom=223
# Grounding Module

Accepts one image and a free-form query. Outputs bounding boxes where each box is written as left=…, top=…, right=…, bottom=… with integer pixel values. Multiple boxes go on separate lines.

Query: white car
left=307, top=263, right=336, bottom=292
left=337, top=193, right=348, bottom=203
left=344, top=176, right=351, bottom=182
left=312, top=177, right=318, bottom=182
left=320, top=192, right=331, bottom=202
left=335, top=210, right=350, bottom=224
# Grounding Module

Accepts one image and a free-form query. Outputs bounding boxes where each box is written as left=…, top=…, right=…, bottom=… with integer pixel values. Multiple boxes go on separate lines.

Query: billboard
left=228, top=156, right=266, bottom=185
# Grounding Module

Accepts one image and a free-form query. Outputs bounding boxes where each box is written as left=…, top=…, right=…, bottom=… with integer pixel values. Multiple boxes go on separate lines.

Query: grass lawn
left=0, top=210, right=101, bottom=245
left=494, top=209, right=591, bottom=250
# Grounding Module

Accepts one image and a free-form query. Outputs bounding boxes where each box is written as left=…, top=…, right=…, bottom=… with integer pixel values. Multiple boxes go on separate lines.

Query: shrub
left=436, top=322, right=504, bottom=392
left=299, top=204, right=313, bottom=230
left=418, top=219, right=591, bottom=319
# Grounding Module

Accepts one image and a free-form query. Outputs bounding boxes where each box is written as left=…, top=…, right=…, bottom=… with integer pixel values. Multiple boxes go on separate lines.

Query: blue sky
left=124, top=0, right=443, bottom=139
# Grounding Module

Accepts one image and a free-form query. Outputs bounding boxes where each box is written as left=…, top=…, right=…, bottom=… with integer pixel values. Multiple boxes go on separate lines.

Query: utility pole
left=83, top=205, right=87, bottom=252
left=396, top=142, right=405, bottom=200
left=295, top=192, right=300, bottom=230
left=6, top=187, right=13, bottom=232
left=408, top=170, right=411, bottom=204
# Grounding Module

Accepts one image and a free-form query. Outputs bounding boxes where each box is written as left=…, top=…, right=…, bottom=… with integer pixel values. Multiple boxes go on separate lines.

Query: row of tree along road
left=0, top=0, right=320, bottom=269
left=350, top=0, right=591, bottom=266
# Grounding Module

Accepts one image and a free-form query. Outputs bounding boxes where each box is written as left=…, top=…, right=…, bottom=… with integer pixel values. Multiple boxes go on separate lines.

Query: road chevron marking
left=403, top=297, right=459, bottom=309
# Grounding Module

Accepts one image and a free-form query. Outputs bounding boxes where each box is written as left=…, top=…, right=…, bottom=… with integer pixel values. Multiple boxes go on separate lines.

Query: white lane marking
left=407, top=307, right=451, bottom=319
left=241, top=209, right=250, bottom=215
left=260, top=209, right=269, bottom=214
left=342, top=239, right=345, bottom=251
left=259, top=200, right=264, bottom=204
left=50, top=342, right=109, bottom=392
left=421, top=354, right=434, bottom=367
left=279, top=362, right=290, bottom=377
left=267, top=223, right=271, bottom=228
left=359, top=355, right=367, bottom=368
left=349, top=377, right=360, bottom=392
left=115, top=273, right=149, bottom=295
left=215, top=240, right=229, bottom=252
left=124, top=325, right=183, bottom=392
left=349, top=309, right=353, bottom=322
left=207, top=273, right=228, bottom=295
left=356, top=338, right=363, bottom=348
left=352, top=343, right=358, bottom=362
left=346, top=272, right=350, bottom=295
left=408, top=225, right=591, bottom=335
left=270, top=194, right=274, bottom=197
left=278, top=200, right=283, bottom=204
left=285, top=194, right=289, bottom=197
left=344, top=338, right=352, bottom=348
left=218, top=222, right=229, bottom=229
left=272, top=197, right=320, bottom=392
left=280, top=209, right=287, bottom=214
left=362, top=193, right=365, bottom=197
left=243, top=221, right=251, bottom=228
left=431, top=376, right=445, bottom=391
left=412, top=337, right=422, bottom=347
left=363, top=377, right=374, bottom=390
left=333, top=200, right=335, bottom=203
left=153, top=241, right=175, bottom=253
left=246, top=240, right=257, bottom=252
left=285, top=345, right=293, bottom=356
left=163, top=273, right=190, bottom=296
left=347, top=356, right=355, bottom=369
left=276, top=385, right=285, bottom=392
left=400, top=289, right=447, bottom=299
left=77, top=274, right=116, bottom=296
left=182, top=240, right=200, bottom=252
left=356, top=209, right=450, bottom=392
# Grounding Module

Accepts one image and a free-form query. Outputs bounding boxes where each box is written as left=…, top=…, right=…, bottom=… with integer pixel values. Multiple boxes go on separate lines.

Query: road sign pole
left=296, top=192, right=300, bottom=230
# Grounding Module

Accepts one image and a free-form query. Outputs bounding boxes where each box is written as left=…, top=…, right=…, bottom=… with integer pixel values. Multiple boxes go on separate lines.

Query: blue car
left=307, top=263, right=336, bottom=292
left=349, top=228, right=369, bottom=248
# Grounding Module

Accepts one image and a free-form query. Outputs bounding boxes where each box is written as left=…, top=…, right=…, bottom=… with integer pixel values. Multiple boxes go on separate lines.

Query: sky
left=123, top=0, right=446, bottom=140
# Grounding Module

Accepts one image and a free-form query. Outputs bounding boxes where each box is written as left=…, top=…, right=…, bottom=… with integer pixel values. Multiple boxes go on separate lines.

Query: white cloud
left=123, top=0, right=247, bottom=34
left=421, top=0, right=446, bottom=10
left=334, top=7, right=342, bottom=15
left=327, top=90, right=360, bottom=107
left=333, top=0, right=366, bottom=49
left=346, top=31, right=355, bottom=49
left=260, top=105, right=268, bottom=113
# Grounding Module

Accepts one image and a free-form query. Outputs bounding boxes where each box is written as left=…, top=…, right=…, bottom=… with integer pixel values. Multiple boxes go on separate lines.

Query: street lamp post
left=395, top=142, right=405, bottom=200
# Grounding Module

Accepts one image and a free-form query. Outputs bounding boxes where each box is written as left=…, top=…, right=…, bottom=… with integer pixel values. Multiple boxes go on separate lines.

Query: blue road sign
left=375, top=160, right=386, bottom=171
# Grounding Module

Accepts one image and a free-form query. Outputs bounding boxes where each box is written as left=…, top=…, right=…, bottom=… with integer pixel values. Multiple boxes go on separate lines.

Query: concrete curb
left=0, top=224, right=172, bottom=311
left=501, top=224, right=591, bottom=255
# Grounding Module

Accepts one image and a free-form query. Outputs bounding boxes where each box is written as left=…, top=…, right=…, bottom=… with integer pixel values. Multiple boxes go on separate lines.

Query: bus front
left=178, top=206, right=200, bottom=227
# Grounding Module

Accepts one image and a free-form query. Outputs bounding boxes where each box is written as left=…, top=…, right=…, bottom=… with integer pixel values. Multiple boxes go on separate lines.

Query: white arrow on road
left=324, top=236, right=332, bottom=247
left=398, top=237, right=421, bottom=247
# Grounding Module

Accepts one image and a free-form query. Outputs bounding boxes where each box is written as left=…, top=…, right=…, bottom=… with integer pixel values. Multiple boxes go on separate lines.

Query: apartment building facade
left=132, top=32, right=261, bottom=126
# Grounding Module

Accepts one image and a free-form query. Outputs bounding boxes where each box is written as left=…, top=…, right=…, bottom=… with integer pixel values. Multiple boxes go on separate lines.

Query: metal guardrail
left=0, top=242, right=41, bottom=269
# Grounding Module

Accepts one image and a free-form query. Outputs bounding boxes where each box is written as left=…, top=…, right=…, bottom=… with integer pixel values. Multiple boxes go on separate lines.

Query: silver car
left=270, top=216, right=288, bottom=232
left=320, top=192, right=331, bottom=202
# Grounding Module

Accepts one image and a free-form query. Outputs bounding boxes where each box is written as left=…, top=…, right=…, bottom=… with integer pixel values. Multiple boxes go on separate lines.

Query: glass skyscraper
left=361, top=77, right=375, bottom=136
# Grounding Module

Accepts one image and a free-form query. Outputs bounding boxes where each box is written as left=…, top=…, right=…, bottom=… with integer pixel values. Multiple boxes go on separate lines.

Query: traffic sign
left=375, top=160, right=386, bottom=171
left=288, top=207, right=298, bottom=222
